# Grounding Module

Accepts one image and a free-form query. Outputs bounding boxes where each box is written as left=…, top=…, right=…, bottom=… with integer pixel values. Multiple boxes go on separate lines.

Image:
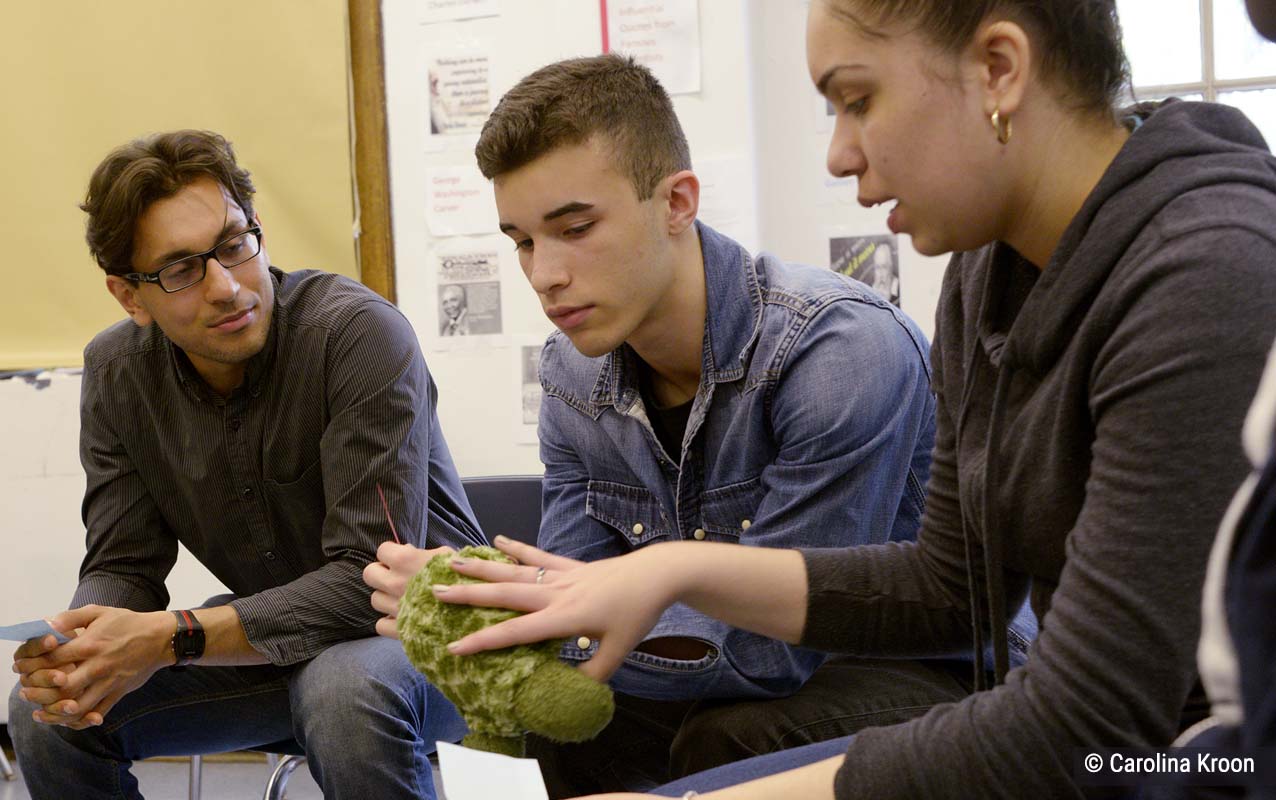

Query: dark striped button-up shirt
left=72, top=267, right=485, bottom=665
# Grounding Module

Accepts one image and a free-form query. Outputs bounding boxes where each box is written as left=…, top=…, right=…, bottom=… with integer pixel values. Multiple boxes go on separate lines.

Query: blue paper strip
left=0, top=619, right=71, bottom=644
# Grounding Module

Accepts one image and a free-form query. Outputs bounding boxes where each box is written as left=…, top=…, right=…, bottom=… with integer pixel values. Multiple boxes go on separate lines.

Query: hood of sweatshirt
left=1003, top=100, right=1276, bottom=374
left=970, top=100, right=1276, bottom=685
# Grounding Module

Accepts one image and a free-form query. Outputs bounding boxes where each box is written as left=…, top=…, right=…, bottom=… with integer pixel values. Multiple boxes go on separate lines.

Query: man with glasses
left=7, top=129, right=485, bottom=800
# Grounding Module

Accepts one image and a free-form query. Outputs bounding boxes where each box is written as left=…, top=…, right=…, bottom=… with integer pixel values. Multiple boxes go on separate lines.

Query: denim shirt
left=537, top=222, right=936, bottom=700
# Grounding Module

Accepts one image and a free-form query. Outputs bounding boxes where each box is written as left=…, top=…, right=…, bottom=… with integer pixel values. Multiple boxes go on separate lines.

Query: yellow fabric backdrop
left=0, top=1, right=355, bottom=369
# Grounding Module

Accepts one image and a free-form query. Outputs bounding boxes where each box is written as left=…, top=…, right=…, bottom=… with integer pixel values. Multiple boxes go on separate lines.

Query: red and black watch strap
left=171, top=609, right=206, bottom=667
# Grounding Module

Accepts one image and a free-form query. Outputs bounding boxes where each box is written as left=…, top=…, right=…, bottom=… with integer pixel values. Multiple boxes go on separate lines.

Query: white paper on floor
left=435, top=741, right=548, bottom=800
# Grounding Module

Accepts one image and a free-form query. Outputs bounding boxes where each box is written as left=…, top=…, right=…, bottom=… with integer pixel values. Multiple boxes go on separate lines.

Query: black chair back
left=461, top=474, right=543, bottom=546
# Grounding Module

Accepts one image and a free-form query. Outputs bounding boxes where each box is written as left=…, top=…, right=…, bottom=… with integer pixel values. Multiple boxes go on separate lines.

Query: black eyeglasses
left=122, top=226, right=263, bottom=293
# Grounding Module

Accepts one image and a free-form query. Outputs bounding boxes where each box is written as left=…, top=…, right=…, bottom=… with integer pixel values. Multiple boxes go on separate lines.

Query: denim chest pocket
left=699, top=476, right=764, bottom=540
left=585, top=480, right=672, bottom=546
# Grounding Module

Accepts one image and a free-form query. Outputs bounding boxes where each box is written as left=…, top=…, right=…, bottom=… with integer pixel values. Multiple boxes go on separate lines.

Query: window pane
left=1218, top=89, right=1276, bottom=151
left=1214, top=0, right=1276, bottom=80
left=1123, top=90, right=1206, bottom=104
left=1118, top=0, right=1203, bottom=86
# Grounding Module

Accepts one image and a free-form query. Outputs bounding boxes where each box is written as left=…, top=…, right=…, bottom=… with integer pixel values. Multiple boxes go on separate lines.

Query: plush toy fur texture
left=398, top=545, right=614, bottom=756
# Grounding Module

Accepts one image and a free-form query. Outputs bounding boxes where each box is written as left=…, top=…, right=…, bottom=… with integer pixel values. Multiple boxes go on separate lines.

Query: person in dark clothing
left=371, top=2, right=1276, bottom=799
left=8, top=130, right=484, bottom=800
left=1172, top=7, right=1276, bottom=799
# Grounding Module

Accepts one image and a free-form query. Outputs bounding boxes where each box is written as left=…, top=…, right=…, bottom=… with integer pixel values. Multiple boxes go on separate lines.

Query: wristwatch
left=171, top=609, right=206, bottom=667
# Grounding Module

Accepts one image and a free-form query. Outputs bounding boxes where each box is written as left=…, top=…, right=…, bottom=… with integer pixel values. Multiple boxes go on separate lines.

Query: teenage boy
left=368, top=54, right=961, bottom=796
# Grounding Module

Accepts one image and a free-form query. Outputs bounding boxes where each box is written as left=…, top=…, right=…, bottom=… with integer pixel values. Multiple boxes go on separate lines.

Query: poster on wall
left=425, top=164, right=499, bottom=237
left=829, top=234, right=900, bottom=307
left=602, top=0, right=702, bottom=95
left=514, top=338, right=546, bottom=443
left=419, top=0, right=499, bottom=24
left=427, top=50, right=491, bottom=136
left=433, top=244, right=504, bottom=342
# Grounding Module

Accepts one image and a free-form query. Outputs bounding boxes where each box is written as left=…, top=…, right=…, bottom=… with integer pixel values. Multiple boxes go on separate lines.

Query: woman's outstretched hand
left=437, top=535, right=680, bottom=682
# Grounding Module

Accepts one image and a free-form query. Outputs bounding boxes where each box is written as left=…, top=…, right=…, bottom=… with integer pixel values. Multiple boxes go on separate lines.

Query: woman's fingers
left=445, top=609, right=573, bottom=655
left=491, top=536, right=583, bottom=571
left=576, top=636, right=630, bottom=683
left=449, top=556, right=548, bottom=584
left=433, top=581, right=549, bottom=613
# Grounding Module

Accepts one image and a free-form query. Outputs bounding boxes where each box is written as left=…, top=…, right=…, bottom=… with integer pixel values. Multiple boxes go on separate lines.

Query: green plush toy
left=398, top=545, right=615, bottom=756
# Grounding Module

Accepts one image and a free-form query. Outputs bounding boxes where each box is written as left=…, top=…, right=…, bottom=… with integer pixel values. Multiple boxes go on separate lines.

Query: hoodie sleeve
left=799, top=313, right=983, bottom=658
left=802, top=223, right=1276, bottom=798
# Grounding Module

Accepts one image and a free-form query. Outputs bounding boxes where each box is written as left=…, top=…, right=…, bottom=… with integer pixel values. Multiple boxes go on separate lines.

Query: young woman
left=368, top=1, right=1276, bottom=797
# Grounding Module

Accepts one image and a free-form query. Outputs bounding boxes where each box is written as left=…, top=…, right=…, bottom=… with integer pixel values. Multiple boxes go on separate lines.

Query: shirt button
left=576, top=636, right=591, bottom=650
left=265, top=551, right=276, bottom=560
left=693, top=528, right=706, bottom=540
left=632, top=523, right=644, bottom=535
left=229, top=418, right=241, bottom=431
left=242, top=487, right=254, bottom=499
left=741, top=519, right=752, bottom=530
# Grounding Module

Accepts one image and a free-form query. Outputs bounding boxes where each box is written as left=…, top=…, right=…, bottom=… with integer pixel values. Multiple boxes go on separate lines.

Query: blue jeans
left=653, top=735, right=856, bottom=796
left=7, top=636, right=465, bottom=800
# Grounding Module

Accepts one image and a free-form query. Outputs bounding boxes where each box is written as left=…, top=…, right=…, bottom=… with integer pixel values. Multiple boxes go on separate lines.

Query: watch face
left=176, top=631, right=205, bottom=659
left=172, top=611, right=206, bottom=664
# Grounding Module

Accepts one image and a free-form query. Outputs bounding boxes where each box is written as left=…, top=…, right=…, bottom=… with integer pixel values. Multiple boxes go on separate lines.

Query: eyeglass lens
left=160, top=230, right=260, bottom=292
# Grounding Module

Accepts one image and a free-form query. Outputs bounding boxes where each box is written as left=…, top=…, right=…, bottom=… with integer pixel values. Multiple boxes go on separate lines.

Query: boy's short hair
left=475, top=54, right=691, bottom=199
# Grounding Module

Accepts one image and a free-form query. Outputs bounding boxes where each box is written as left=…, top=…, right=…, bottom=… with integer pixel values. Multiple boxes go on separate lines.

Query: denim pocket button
left=576, top=636, right=592, bottom=650
left=693, top=528, right=706, bottom=540
left=741, top=519, right=752, bottom=530
left=586, top=480, right=671, bottom=544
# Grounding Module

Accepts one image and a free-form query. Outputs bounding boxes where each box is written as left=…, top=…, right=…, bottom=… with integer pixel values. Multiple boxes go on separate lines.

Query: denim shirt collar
left=588, top=221, right=763, bottom=409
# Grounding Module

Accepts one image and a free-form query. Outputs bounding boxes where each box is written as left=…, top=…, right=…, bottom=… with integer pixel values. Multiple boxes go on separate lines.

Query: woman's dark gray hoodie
left=800, top=101, right=1276, bottom=798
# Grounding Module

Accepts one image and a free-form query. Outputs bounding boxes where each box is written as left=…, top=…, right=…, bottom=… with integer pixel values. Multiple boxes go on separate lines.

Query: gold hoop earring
left=990, top=108, right=1012, bottom=145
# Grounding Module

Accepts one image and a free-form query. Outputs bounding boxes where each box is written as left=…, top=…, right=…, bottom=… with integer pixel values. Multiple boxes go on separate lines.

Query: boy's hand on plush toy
left=364, top=543, right=455, bottom=639
left=437, top=537, right=674, bottom=683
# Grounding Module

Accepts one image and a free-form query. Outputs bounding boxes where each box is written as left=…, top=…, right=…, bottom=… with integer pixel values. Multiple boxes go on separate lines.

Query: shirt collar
left=589, top=222, right=763, bottom=408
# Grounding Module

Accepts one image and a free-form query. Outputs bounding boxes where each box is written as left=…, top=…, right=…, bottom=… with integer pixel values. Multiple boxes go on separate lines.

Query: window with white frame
left=1117, top=0, right=1276, bottom=145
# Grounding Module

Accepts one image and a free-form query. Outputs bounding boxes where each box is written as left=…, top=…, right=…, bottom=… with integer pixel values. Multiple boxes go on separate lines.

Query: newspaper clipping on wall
left=435, top=245, right=503, bottom=340
left=514, top=338, right=545, bottom=443
left=829, top=233, right=900, bottom=307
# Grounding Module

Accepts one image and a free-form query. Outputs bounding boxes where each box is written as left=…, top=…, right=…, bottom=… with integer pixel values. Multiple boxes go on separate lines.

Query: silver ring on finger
left=535, top=567, right=547, bottom=584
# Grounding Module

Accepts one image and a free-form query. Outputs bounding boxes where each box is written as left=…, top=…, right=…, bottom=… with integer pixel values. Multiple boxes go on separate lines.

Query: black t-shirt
left=638, top=361, right=693, bottom=462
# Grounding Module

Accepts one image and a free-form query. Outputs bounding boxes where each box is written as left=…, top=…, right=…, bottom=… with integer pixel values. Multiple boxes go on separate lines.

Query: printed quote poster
left=603, top=0, right=701, bottom=95
left=428, top=51, right=490, bottom=136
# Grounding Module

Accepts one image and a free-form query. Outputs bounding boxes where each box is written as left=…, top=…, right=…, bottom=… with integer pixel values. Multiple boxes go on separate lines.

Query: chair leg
left=188, top=754, right=202, bottom=800
left=263, top=755, right=305, bottom=800
left=1, top=746, right=15, bottom=781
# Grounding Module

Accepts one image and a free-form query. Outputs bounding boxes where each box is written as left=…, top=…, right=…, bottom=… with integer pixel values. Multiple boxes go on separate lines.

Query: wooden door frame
left=348, top=0, right=396, bottom=302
